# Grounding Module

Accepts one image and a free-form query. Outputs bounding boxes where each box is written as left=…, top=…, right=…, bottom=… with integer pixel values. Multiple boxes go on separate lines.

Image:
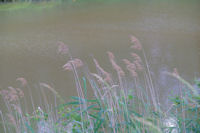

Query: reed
left=0, top=38, right=199, bottom=133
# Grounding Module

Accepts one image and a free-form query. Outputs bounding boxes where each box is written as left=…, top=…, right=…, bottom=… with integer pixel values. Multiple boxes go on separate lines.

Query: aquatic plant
left=0, top=37, right=199, bottom=133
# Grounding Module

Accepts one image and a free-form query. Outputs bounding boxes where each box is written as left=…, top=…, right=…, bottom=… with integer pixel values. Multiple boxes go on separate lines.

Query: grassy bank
left=0, top=0, right=132, bottom=11
left=0, top=2, right=57, bottom=11
left=0, top=37, right=200, bottom=132
left=0, top=1, right=62, bottom=11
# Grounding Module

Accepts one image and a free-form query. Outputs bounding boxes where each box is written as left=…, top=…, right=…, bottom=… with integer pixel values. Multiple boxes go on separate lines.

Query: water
left=0, top=1, right=200, bottom=112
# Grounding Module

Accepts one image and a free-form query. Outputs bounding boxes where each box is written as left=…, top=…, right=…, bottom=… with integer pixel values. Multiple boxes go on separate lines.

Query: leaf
left=25, top=121, right=34, bottom=133
left=71, top=96, right=86, bottom=102
left=89, top=114, right=100, bottom=120
left=94, top=119, right=104, bottom=132
left=67, top=101, right=82, bottom=105
left=86, top=104, right=98, bottom=110
left=82, top=77, right=87, bottom=98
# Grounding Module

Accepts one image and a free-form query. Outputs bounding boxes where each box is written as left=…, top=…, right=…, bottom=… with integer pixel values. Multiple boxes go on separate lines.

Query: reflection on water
left=0, top=1, right=200, bottom=110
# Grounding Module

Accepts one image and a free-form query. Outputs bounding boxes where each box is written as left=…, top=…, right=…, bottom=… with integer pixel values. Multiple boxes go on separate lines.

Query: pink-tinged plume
left=131, top=53, right=142, bottom=63
left=63, top=58, right=83, bottom=71
left=93, top=58, right=112, bottom=82
left=134, top=60, right=143, bottom=71
left=0, top=86, right=24, bottom=102
left=123, top=59, right=138, bottom=77
left=57, top=41, right=69, bottom=55
left=130, top=53, right=143, bottom=71
left=16, top=88, right=24, bottom=98
left=16, top=77, right=27, bottom=86
left=40, top=83, right=58, bottom=95
left=107, top=51, right=125, bottom=76
left=130, top=35, right=142, bottom=50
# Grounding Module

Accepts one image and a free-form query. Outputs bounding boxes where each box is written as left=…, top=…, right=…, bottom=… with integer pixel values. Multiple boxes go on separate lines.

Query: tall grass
left=0, top=36, right=199, bottom=132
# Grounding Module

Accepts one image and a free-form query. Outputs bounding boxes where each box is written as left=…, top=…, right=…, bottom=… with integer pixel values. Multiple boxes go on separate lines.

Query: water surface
left=0, top=0, right=200, bottom=110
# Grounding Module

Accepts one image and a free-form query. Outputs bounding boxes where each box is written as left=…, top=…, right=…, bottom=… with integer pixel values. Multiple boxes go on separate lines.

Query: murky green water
left=0, top=0, right=200, bottom=112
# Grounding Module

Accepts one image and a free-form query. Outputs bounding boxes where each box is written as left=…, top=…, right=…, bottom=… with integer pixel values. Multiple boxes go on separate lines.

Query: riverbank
left=0, top=1, right=61, bottom=11
left=0, top=0, right=130, bottom=11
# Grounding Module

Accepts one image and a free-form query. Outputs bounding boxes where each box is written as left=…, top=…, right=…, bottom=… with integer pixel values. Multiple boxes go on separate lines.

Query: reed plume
left=93, top=58, right=112, bottom=82
left=57, top=41, right=69, bottom=55
left=0, top=87, right=24, bottom=102
left=107, top=51, right=125, bottom=76
left=131, top=53, right=142, bottom=62
left=134, top=60, right=143, bottom=71
left=16, top=77, right=27, bottom=87
left=123, top=59, right=138, bottom=77
left=40, top=83, right=58, bottom=95
left=63, top=58, right=83, bottom=71
left=130, top=35, right=142, bottom=50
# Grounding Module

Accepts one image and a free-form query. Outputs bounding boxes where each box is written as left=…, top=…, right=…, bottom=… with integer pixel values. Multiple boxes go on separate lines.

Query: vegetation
left=0, top=1, right=61, bottom=11
left=0, top=0, right=131, bottom=11
left=0, top=36, right=199, bottom=133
